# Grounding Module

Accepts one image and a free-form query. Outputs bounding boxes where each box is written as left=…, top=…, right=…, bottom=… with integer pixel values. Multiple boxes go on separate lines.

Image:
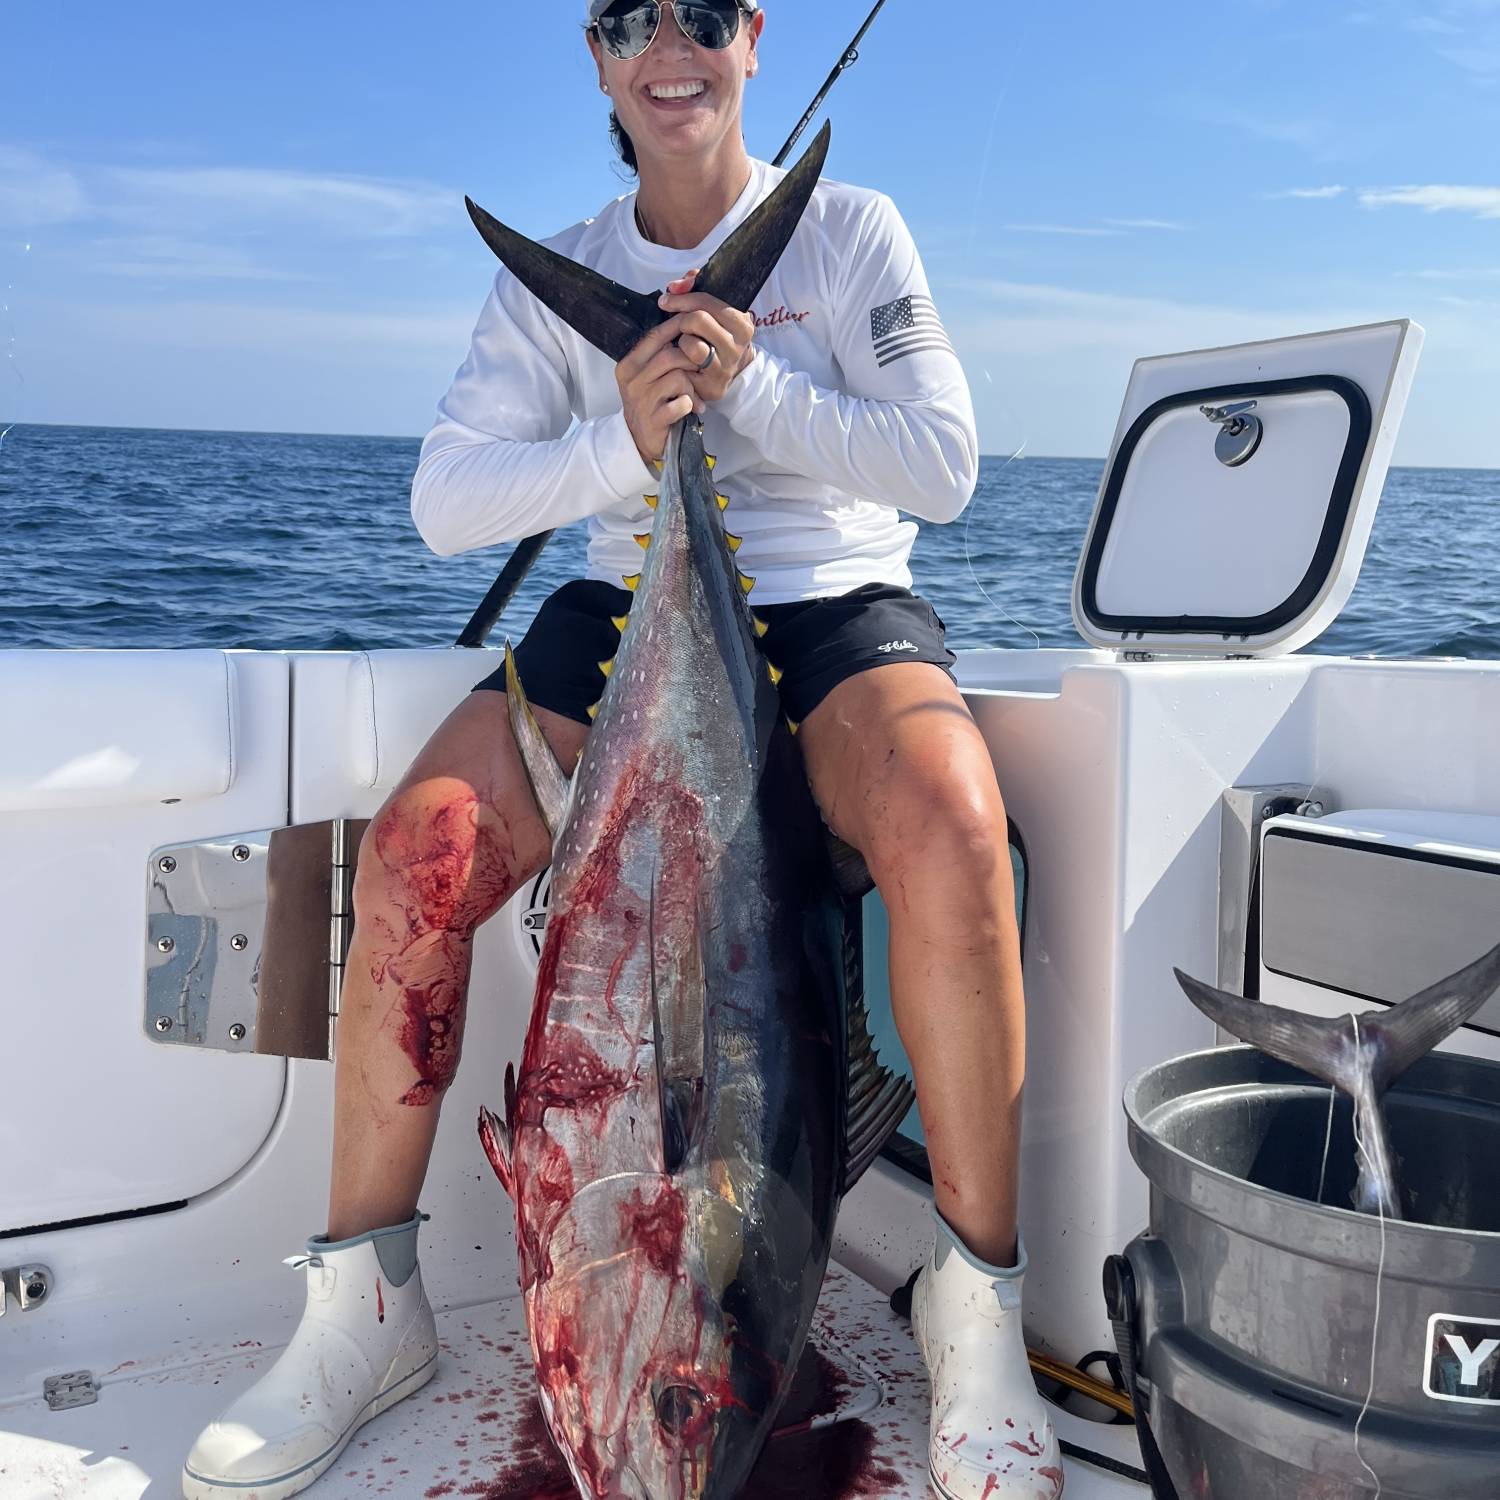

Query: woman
left=183, top=5, right=1060, bottom=1499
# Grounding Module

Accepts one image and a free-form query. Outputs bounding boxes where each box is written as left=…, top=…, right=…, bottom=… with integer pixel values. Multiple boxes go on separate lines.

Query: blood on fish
left=618, top=1181, right=687, bottom=1276
left=376, top=1279, right=385, bottom=1324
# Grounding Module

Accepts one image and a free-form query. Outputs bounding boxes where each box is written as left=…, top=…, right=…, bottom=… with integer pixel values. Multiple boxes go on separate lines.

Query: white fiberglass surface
left=0, top=1265, right=1143, bottom=1500
left=0, top=651, right=290, bottom=1230
left=1092, top=389, right=1350, bottom=620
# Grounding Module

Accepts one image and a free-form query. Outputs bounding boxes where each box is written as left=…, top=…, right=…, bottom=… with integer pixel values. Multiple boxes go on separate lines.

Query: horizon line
left=2, top=420, right=1494, bottom=473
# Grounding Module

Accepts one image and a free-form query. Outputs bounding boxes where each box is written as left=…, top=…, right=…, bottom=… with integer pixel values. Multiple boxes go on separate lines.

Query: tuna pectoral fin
left=504, top=642, right=571, bottom=839
left=647, top=877, right=710, bottom=1177
left=841, top=901, right=916, bottom=1194
left=1173, top=969, right=1361, bottom=1092
left=1363, top=939, right=1500, bottom=1088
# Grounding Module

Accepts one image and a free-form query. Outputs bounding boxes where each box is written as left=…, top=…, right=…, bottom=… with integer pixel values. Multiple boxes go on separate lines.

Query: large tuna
left=469, top=125, right=915, bottom=1500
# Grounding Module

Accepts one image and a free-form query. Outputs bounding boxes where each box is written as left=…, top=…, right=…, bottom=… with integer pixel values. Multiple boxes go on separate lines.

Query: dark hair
left=608, top=109, right=640, bottom=175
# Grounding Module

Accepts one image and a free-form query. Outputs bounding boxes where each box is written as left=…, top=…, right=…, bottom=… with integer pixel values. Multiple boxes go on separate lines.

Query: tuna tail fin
left=503, top=641, right=571, bottom=839
left=693, top=120, right=831, bottom=310
left=1362, top=939, right=1500, bottom=1089
left=464, top=122, right=831, bottom=361
left=1173, top=968, right=1363, bottom=1094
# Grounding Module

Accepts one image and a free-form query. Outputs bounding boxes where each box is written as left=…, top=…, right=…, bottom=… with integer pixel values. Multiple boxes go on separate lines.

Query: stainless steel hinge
left=146, top=819, right=369, bottom=1063
left=44, top=1370, right=98, bottom=1410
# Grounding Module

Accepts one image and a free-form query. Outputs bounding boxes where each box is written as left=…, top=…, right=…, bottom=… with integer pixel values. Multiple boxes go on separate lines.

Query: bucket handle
left=1103, top=1254, right=1183, bottom=1500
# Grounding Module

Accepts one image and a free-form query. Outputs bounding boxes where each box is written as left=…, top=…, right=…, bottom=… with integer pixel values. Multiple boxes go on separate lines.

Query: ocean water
left=2, top=422, right=1498, bottom=658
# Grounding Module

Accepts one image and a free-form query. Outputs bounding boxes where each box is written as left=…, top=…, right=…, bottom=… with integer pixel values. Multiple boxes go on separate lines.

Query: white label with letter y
left=1425, top=1314, right=1500, bottom=1405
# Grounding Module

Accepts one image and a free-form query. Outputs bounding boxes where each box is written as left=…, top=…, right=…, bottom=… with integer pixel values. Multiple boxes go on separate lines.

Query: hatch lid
left=1071, top=320, right=1423, bottom=657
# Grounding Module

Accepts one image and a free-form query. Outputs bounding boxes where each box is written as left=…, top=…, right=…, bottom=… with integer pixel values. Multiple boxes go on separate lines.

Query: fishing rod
left=455, top=0, right=893, bottom=649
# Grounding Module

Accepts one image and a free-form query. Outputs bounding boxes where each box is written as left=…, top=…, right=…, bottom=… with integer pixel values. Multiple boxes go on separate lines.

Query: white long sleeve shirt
left=412, top=157, right=978, bottom=604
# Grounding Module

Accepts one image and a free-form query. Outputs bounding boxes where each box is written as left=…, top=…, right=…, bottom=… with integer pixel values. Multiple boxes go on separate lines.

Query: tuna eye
left=655, top=1384, right=706, bottom=1434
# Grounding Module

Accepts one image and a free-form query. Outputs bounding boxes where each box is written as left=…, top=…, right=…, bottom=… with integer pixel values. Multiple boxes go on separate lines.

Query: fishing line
left=0, top=239, right=28, bottom=455
left=1349, top=1013, right=1387, bottom=1500
left=962, top=441, right=1044, bottom=650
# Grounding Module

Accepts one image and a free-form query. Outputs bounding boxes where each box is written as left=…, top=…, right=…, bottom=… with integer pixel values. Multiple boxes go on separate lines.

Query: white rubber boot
left=182, top=1212, right=439, bottom=1500
left=911, top=1211, right=1064, bottom=1499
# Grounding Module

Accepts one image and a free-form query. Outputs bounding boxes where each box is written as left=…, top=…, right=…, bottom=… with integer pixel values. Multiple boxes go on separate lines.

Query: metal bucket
left=1113, top=1045, right=1500, bottom=1498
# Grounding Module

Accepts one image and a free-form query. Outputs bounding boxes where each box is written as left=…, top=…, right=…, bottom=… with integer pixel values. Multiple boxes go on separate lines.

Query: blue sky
left=3, top=0, right=1500, bottom=465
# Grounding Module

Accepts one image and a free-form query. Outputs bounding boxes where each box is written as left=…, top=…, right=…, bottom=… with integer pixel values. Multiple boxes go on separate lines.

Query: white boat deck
left=0, top=1264, right=1144, bottom=1500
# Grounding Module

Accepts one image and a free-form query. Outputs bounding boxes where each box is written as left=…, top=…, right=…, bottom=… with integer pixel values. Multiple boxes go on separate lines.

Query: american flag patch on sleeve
left=869, top=294, right=955, bottom=368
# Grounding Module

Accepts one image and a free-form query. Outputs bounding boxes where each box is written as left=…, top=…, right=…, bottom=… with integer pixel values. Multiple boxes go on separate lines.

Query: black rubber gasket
left=1079, top=375, right=1373, bottom=641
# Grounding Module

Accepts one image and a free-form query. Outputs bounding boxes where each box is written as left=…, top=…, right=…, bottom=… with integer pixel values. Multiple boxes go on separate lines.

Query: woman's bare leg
left=799, top=663, right=1023, bottom=1268
left=326, top=691, right=588, bottom=1242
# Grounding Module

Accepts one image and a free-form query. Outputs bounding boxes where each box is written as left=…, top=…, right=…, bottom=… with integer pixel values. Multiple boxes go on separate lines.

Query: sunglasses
left=592, top=0, right=755, bottom=62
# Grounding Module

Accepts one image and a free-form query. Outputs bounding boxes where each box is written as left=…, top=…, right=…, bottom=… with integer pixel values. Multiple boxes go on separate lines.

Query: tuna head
left=527, top=1173, right=783, bottom=1500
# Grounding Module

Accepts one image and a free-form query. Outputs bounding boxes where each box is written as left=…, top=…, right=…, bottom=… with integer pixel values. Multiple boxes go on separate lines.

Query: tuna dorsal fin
left=463, top=123, right=831, bottom=362
left=826, top=833, right=874, bottom=901
left=841, top=900, right=916, bottom=1195
left=503, top=642, right=572, bottom=839
left=1362, top=939, right=1500, bottom=1089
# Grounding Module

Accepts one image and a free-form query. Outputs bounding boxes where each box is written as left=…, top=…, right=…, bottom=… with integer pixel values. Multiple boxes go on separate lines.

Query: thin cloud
left=104, top=165, right=454, bottom=237
left=1005, top=223, right=1124, bottom=238
left=1360, top=185, right=1500, bottom=218
left=73, top=235, right=314, bottom=283
left=1412, top=266, right=1500, bottom=280
left=1102, top=217, right=1189, bottom=231
left=0, top=146, right=86, bottom=228
left=1275, top=185, right=1348, bottom=199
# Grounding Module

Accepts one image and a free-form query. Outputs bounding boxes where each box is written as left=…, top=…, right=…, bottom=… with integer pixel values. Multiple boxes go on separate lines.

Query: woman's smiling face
left=588, top=3, right=763, bottom=170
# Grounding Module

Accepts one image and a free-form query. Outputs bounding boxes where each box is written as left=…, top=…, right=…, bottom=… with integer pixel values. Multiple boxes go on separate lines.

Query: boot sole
left=929, top=1452, right=1065, bottom=1500
left=181, top=1347, right=439, bottom=1500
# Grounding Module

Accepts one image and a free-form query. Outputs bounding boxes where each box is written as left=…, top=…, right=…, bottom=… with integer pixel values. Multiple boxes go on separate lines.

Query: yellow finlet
left=716, top=494, right=730, bottom=511
left=611, top=615, right=629, bottom=634
left=623, top=574, right=641, bottom=592
left=587, top=703, right=601, bottom=721
left=753, top=615, right=769, bottom=639
left=653, top=459, right=664, bottom=473
left=598, top=660, right=614, bottom=679
left=643, top=493, right=658, bottom=510
left=767, top=663, right=784, bottom=687
left=787, top=717, right=801, bottom=736
left=725, top=532, right=743, bottom=554
left=705, top=455, right=717, bottom=470
left=634, top=533, right=651, bottom=550
left=738, top=571, right=756, bottom=596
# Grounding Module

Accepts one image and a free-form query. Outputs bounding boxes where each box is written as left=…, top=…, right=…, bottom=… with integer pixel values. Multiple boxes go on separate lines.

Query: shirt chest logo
left=752, top=305, right=813, bottom=332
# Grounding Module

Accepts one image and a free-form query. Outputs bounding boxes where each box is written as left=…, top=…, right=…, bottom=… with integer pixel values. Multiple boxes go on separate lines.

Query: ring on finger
left=696, top=345, right=717, bottom=373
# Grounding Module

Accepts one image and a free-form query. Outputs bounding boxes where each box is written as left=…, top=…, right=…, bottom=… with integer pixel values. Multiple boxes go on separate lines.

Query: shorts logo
left=877, top=640, right=919, bottom=655
left=1424, top=1314, right=1500, bottom=1405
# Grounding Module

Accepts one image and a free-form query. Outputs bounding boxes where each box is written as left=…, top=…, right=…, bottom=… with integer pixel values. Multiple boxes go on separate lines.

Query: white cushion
left=346, top=648, right=502, bottom=790
left=0, top=650, right=237, bottom=811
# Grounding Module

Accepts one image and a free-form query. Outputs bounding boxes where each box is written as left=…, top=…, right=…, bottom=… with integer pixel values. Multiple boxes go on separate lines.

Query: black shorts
left=473, top=579, right=956, bottom=727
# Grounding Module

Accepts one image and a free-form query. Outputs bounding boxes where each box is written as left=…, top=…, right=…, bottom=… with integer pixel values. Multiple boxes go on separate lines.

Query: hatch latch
left=1200, top=399, right=1264, bottom=467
